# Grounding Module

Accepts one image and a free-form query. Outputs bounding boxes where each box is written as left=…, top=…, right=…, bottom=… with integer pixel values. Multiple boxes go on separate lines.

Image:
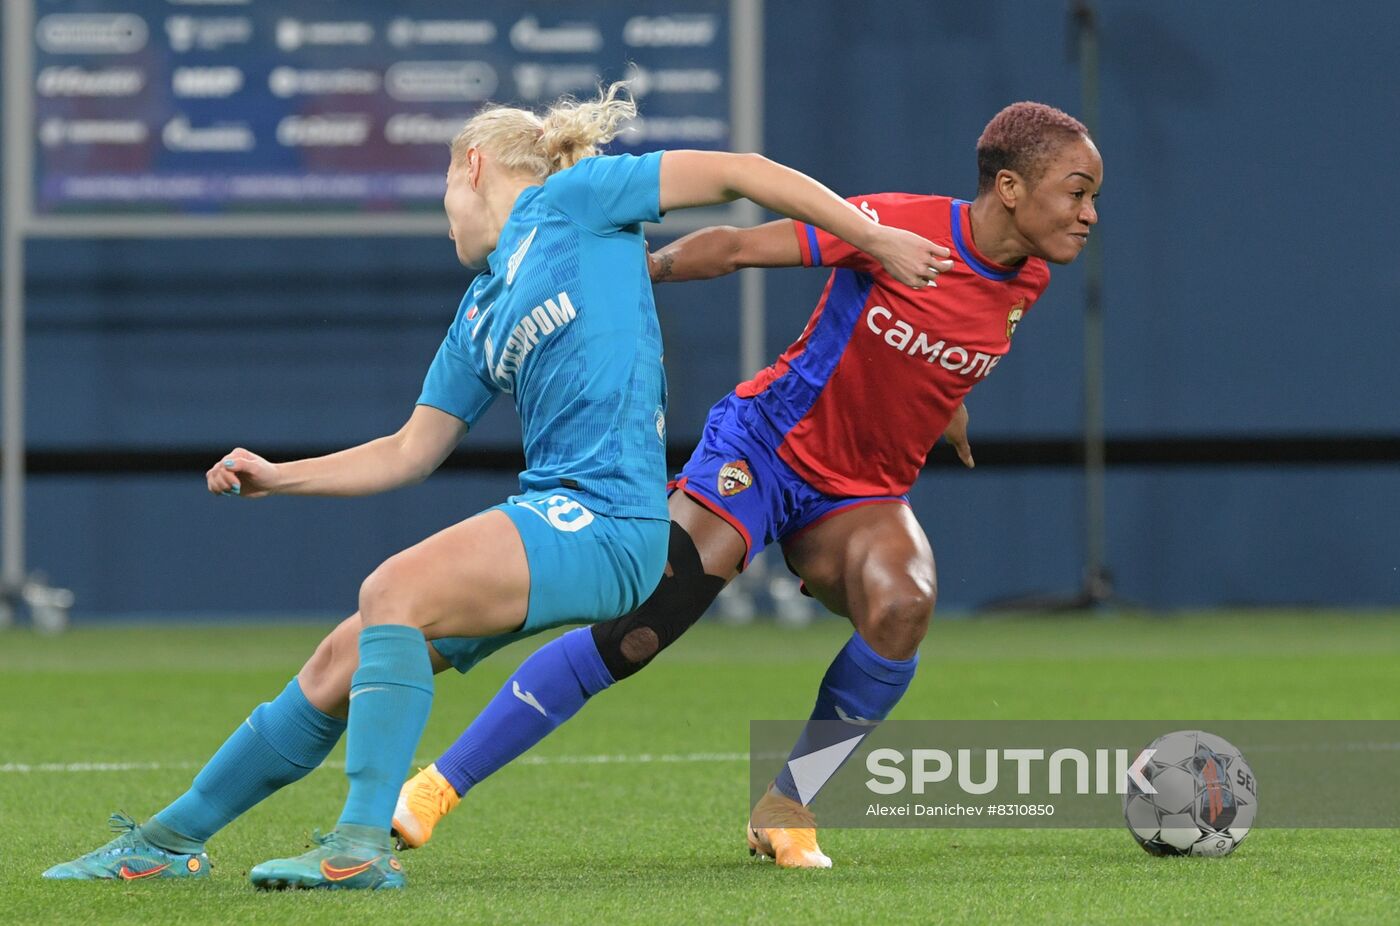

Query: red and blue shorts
left=671, top=392, right=908, bottom=569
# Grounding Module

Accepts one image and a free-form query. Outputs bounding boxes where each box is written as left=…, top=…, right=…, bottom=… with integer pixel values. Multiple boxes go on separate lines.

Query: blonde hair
left=450, top=81, right=637, bottom=179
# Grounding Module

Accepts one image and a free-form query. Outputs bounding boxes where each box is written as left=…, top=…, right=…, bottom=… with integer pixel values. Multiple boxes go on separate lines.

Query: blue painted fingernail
left=223, top=459, right=234, bottom=468
left=230, top=485, right=240, bottom=496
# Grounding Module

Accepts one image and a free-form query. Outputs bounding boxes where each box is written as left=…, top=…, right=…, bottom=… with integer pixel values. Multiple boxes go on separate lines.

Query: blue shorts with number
left=430, top=489, right=669, bottom=674
left=672, top=392, right=908, bottom=570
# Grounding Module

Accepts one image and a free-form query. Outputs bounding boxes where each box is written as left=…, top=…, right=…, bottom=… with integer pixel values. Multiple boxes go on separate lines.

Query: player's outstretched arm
left=657, top=151, right=952, bottom=289
left=206, top=405, right=466, bottom=499
left=649, top=220, right=800, bottom=283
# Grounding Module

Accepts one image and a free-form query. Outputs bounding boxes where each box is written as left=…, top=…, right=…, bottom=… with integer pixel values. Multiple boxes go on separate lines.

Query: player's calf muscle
left=298, top=616, right=361, bottom=716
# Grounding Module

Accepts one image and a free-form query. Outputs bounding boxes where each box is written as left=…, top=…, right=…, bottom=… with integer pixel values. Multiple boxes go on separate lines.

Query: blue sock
left=146, top=678, right=345, bottom=851
left=337, top=624, right=434, bottom=833
left=773, top=632, right=918, bottom=804
left=436, top=628, right=614, bottom=796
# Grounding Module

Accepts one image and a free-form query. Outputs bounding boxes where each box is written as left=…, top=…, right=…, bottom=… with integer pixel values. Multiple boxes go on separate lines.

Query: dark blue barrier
left=5, top=1, right=1398, bottom=614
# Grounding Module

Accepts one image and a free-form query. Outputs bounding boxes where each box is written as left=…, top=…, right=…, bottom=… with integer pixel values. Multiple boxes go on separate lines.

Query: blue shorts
left=672, top=392, right=908, bottom=569
left=431, top=489, right=669, bottom=673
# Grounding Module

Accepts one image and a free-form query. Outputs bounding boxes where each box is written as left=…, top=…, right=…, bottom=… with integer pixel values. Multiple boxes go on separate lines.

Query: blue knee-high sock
left=145, top=679, right=345, bottom=852
left=773, top=632, right=918, bottom=804
left=337, top=624, right=434, bottom=833
left=436, top=628, right=614, bottom=796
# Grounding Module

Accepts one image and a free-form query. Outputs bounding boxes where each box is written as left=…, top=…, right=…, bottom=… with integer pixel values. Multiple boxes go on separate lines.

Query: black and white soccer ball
left=1123, top=730, right=1257, bottom=857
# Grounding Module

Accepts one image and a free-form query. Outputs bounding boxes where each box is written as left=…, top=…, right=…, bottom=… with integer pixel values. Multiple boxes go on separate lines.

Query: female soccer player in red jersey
left=394, top=101, right=1102, bottom=869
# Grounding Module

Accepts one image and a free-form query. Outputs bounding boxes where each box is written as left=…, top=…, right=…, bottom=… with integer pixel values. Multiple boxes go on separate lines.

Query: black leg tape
left=590, top=521, right=728, bottom=682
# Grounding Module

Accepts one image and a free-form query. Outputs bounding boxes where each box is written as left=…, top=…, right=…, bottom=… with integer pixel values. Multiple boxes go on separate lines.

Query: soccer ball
left=1122, top=729, right=1257, bottom=857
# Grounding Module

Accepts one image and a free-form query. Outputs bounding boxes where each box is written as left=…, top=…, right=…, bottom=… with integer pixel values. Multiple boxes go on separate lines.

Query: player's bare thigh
left=668, top=490, right=747, bottom=581
left=357, top=508, right=531, bottom=639
left=303, top=495, right=743, bottom=716
left=297, top=507, right=529, bottom=715
left=780, top=502, right=937, bottom=660
left=298, top=614, right=454, bottom=718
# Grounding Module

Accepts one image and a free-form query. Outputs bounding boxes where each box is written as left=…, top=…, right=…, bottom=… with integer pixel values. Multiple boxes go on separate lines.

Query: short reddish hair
left=976, top=102, right=1089, bottom=193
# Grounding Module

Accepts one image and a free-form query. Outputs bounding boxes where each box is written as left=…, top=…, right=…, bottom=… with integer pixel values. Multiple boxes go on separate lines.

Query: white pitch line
left=6, top=743, right=1398, bottom=775
left=8, top=741, right=1400, bottom=775
left=0, top=752, right=758, bottom=775
left=0, top=761, right=203, bottom=774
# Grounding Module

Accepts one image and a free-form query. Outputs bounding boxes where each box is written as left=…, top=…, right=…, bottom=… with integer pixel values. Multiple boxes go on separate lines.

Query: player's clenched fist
left=206, top=447, right=278, bottom=498
left=867, top=226, right=955, bottom=289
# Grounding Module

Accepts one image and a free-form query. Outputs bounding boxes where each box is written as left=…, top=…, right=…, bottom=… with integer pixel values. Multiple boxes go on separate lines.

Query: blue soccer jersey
left=417, top=151, right=669, bottom=520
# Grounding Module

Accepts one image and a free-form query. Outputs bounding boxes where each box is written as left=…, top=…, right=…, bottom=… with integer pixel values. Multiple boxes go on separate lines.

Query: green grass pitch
left=3, top=612, right=1399, bottom=924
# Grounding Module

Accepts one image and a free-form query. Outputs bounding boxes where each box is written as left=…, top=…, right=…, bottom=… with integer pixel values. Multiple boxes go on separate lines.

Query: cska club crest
left=1006, top=299, right=1026, bottom=340
left=717, top=460, right=753, bottom=497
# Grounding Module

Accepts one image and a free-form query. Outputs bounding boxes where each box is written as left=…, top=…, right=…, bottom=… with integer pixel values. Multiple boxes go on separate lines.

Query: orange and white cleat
left=391, top=764, right=460, bottom=850
left=746, top=785, right=833, bottom=869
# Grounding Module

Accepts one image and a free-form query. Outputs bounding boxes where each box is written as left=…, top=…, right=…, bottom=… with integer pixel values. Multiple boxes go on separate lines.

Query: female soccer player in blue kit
left=42, top=83, right=946, bottom=890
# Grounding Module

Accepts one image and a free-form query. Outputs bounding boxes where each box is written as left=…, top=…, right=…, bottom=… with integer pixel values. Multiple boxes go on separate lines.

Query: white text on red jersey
left=865, top=306, right=1003, bottom=378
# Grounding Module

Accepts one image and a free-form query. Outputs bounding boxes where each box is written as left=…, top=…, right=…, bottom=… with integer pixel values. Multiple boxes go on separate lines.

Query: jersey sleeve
left=548, top=151, right=664, bottom=234
left=416, top=328, right=499, bottom=428
left=792, top=194, right=888, bottom=273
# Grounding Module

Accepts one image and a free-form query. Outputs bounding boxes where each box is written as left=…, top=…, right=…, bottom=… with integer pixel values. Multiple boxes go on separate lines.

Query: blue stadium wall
left=3, top=1, right=1397, bottom=617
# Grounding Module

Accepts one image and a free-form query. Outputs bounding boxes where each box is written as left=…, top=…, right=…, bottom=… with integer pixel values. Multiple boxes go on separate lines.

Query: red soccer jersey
left=734, top=193, right=1051, bottom=497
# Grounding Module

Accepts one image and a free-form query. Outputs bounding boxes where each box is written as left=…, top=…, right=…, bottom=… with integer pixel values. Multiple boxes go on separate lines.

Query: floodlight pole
left=733, top=0, right=765, bottom=380
left=715, top=0, right=795, bottom=623
left=2, top=0, right=31, bottom=628
left=978, top=1, right=1117, bottom=614
left=1074, top=0, right=1113, bottom=603
left=2, top=0, right=73, bottom=631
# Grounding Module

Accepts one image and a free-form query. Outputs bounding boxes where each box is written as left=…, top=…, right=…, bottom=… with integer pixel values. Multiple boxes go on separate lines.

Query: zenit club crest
left=1006, top=299, right=1026, bottom=340
left=718, top=460, right=753, bottom=497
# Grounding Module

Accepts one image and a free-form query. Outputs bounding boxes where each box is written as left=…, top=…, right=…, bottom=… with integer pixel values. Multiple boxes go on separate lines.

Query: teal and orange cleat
left=250, top=827, right=405, bottom=891
left=42, top=813, right=212, bottom=881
